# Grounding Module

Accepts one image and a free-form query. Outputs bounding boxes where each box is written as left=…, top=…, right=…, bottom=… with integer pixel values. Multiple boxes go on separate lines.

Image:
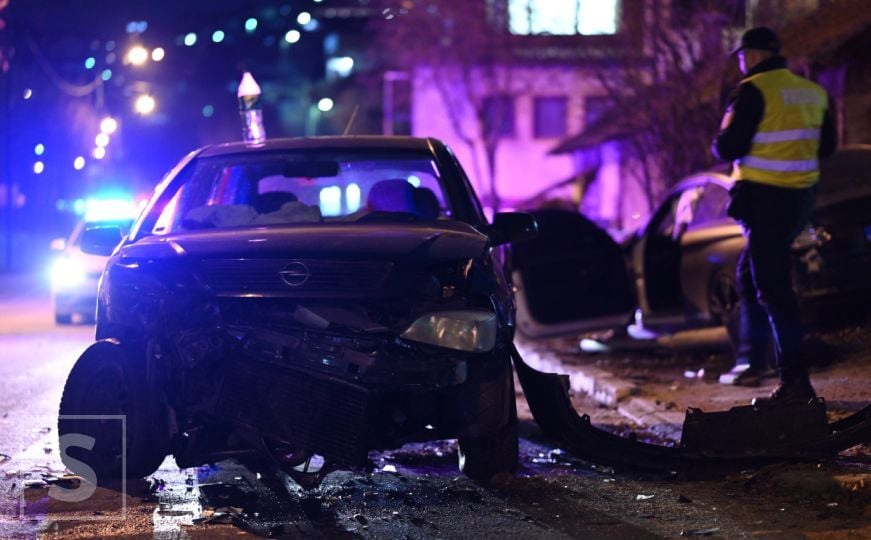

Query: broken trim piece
left=511, top=345, right=871, bottom=473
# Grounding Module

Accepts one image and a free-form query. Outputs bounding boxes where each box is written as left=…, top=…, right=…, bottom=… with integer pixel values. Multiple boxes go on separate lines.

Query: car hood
left=120, top=222, right=489, bottom=263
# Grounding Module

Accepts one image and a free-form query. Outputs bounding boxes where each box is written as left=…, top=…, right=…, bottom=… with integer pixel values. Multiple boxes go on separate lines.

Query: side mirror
left=49, top=237, right=66, bottom=251
left=488, top=212, right=539, bottom=246
left=80, top=225, right=125, bottom=256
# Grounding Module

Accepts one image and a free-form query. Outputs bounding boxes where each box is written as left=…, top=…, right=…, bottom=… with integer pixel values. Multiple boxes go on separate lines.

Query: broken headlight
left=400, top=310, right=497, bottom=352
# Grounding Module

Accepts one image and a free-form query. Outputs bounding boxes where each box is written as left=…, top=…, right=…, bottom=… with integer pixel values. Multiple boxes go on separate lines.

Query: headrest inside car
left=367, top=179, right=416, bottom=214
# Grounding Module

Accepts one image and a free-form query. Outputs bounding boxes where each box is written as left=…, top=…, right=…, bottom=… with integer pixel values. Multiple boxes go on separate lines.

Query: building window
left=533, top=96, right=567, bottom=138
left=509, top=0, right=619, bottom=36
left=584, top=96, right=612, bottom=128
left=484, top=95, right=515, bottom=138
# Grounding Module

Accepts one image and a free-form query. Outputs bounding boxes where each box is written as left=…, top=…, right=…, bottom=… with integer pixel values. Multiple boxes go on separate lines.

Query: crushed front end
left=96, top=223, right=516, bottom=484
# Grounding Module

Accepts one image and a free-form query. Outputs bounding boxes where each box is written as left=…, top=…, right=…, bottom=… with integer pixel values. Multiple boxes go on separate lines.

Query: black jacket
left=712, top=56, right=837, bottom=163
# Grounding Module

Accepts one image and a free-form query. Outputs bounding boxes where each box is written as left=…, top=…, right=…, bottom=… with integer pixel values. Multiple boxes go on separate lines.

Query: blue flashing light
left=101, top=69, right=112, bottom=81
left=202, top=104, right=215, bottom=117
left=85, top=57, right=96, bottom=69
left=245, top=18, right=258, bottom=32
left=184, top=33, right=197, bottom=47
left=34, top=143, right=45, bottom=156
left=212, top=30, right=225, bottom=43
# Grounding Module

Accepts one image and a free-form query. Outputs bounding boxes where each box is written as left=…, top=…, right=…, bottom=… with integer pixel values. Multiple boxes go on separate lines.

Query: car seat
left=366, top=179, right=417, bottom=214
left=412, top=187, right=440, bottom=220
left=254, top=190, right=298, bottom=214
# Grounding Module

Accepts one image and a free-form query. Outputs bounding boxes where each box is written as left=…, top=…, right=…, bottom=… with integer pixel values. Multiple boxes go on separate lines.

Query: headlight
left=400, top=310, right=497, bottom=352
left=50, top=257, right=87, bottom=290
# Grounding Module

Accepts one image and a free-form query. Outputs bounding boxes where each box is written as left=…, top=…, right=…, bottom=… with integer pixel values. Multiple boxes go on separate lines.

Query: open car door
left=512, top=209, right=634, bottom=338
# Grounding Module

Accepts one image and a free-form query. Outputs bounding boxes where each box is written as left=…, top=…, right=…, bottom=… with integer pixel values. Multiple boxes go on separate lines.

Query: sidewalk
left=515, top=321, right=871, bottom=439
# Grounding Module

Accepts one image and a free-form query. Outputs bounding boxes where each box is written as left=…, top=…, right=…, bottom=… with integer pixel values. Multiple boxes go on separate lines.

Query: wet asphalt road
left=1, top=273, right=869, bottom=539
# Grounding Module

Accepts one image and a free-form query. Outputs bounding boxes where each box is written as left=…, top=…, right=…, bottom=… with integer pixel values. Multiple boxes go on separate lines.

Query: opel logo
left=279, top=261, right=310, bottom=287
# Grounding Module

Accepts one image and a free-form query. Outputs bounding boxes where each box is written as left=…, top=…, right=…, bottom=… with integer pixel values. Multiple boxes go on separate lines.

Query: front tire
left=708, top=269, right=740, bottom=346
left=58, top=340, right=169, bottom=479
left=458, top=366, right=519, bottom=481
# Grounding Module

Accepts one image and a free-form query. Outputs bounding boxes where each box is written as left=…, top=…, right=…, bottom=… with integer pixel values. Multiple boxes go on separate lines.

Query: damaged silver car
left=57, top=136, right=537, bottom=487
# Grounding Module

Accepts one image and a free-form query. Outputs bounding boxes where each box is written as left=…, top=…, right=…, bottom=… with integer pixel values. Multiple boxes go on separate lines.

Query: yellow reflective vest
left=731, top=69, right=828, bottom=188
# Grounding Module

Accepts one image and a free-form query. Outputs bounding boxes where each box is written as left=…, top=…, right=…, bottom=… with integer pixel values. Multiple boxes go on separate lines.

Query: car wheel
left=457, top=366, right=519, bottom=481
left=58, top=340, right=170, bottom=479
left=708, top=270, right=740, bottom=346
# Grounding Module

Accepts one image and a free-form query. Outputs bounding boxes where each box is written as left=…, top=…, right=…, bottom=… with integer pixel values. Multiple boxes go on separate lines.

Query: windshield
left=149, top=149, right=451, bottom=235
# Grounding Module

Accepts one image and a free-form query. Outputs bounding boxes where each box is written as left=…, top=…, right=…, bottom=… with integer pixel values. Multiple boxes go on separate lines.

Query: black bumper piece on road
left=512, top=345, right=871, bottom=474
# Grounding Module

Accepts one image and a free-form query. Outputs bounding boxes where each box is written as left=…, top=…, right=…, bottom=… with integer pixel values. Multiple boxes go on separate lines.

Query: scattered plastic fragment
left=636, top=494, right=654, bottom=500
left=680, top=527, right=720, bottom=536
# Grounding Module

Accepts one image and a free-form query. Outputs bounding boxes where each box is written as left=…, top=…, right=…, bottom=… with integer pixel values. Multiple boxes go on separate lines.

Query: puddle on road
left=150, top=458, right=203, bottom=535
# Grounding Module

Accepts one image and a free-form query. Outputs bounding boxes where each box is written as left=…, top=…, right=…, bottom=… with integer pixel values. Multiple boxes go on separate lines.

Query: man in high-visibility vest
left=712, top=26, right=837, bottom=401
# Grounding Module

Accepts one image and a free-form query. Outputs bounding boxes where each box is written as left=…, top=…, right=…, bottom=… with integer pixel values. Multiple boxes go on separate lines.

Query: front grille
left=199, top=258, right=393, bottom=296
left=215, top=359, right=371, bottom=466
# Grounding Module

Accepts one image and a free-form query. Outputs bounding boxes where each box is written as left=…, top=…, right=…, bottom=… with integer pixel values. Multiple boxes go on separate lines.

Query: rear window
left=150, top=150, right=452, bottom=235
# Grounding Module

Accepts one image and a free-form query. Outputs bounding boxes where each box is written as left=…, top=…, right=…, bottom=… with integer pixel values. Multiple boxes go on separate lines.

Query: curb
left=514, top=341, right=639, bottom=409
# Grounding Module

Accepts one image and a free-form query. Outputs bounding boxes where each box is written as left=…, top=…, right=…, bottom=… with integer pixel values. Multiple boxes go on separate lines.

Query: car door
left=677, top=177, right=745, bottom=326
left=630, top=183, right=704, bottom=329
left=512, top=208, right=634, bottom=339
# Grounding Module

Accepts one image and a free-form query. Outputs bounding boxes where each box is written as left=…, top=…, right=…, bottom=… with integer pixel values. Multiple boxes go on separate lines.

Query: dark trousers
left=729, top=181, right=816, bottom=382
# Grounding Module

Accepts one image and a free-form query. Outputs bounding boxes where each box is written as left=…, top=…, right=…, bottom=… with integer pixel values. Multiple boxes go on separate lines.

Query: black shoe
left=767, top=378, right=817, bottom=404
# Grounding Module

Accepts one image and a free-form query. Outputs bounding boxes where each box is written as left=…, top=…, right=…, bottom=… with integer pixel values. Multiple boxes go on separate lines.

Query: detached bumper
left=512, top=345, right=871, bottom=472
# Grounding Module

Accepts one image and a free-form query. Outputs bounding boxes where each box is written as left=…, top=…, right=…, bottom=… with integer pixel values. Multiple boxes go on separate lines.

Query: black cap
left=731, top=26, right=781, bottom=55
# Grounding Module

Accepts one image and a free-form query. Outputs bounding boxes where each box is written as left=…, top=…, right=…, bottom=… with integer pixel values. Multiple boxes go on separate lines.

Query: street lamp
left=284, top=30, right=301, bottom=44
left=100, top=117, right=118, bottom=134
left=317, top=98, right=334, bottom=112
left=134, top=95, right=156, bottom=115
left=126, top=45, right=149, bottom=66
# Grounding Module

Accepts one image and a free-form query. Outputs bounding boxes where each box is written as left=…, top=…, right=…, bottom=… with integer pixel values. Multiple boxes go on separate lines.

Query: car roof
left=197, top=136, right=440, bottom=158
left=671, top=170, right=734, bottom=193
